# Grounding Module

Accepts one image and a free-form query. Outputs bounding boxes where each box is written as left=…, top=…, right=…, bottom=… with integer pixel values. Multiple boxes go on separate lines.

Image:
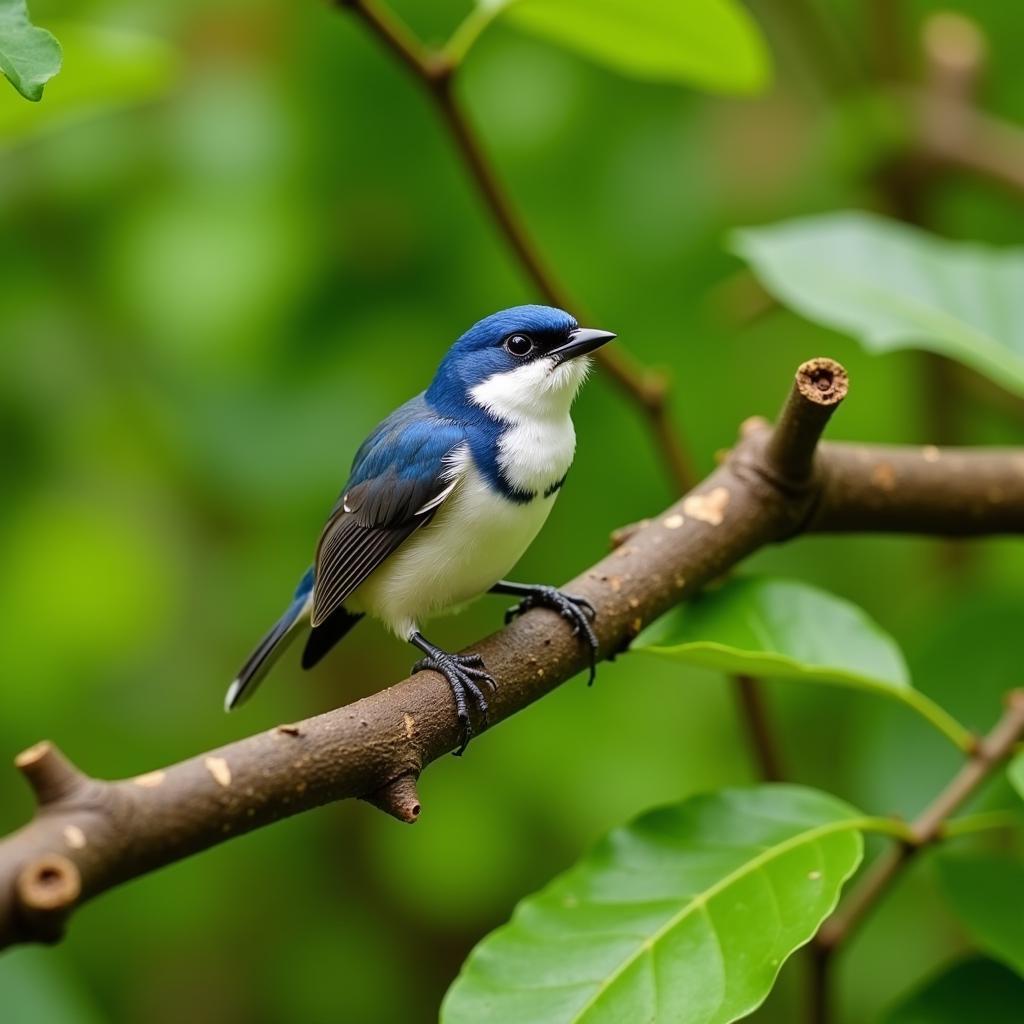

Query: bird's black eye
left=504, top=333, right=535, bottom=357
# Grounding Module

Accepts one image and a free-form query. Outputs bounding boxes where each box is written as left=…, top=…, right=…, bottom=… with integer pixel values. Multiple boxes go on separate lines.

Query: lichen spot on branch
left=683, top=487, right=731, bottom=526
left=63, top=826, right=86, bottom=850
left=205, top=757, right=232, bottom=787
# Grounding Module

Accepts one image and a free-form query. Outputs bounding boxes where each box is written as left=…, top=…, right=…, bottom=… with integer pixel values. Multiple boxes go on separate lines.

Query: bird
left=225, top=304, right=616, bottom=753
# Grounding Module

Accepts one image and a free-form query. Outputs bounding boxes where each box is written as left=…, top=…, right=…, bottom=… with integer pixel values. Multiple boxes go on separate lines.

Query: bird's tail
left=224, top=568, right=314, bottom=711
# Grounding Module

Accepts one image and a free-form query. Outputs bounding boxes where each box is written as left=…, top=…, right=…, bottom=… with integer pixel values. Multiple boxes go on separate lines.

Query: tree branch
left=893, top=13, right=1024, bottom=201
left=810, top=442, right=1024, bottom=535
left=333, top=0, right=696, bottom=491
left=808, top=688, right=1024, bottom=1023
left=4, top=359, right=1024, bottom=950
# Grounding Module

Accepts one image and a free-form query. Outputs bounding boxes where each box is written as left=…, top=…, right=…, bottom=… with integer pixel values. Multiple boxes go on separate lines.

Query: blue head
left=425, top=305, right=616, bottom=420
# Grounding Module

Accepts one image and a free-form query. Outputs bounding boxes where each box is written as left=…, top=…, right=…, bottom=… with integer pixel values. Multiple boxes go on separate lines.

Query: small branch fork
left=808, top=690, right=1024, bottom=1024
left=331, top=0, right=695, bottom=491
left=3, top=358, right=1024, bottom=951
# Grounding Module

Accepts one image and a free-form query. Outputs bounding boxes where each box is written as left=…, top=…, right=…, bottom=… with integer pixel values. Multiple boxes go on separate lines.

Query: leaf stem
left=443, top=4, right=501, bottom=66
left=898, top=689, right=976, bottom=753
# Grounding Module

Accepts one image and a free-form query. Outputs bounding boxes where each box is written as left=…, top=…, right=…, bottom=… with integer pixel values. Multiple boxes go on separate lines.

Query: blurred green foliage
left=1, top=0, right=1023, bottom=1022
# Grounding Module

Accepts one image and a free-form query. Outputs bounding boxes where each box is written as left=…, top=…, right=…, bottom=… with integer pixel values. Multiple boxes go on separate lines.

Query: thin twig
left=733, top=676, right=785, bottom=782
left=334, top=0, right=696, bottom=492
left=808, top=689, right=1024, bottom=1023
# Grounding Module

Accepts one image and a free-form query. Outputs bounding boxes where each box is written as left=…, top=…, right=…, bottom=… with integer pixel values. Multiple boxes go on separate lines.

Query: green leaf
left=733, top=211, right=1024, bottom=397
left=0, top=0, right=60, bottom=100
left=1009, top=752, right=1024, bottom=802
left=443, top=785, right=868, bottom=1024
left=633, top=577, right=973, bottom=751
left=449, top=0, right=770, bottom=94
left=936, top=854, right=1024, bottom=977
left=883, top=957, right=1024, bottom=1023
left=0, top=22, right=179, bottom=142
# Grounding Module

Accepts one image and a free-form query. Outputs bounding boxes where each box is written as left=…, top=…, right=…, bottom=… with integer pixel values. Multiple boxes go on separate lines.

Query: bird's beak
left=549, top=326, right=617, bottom=364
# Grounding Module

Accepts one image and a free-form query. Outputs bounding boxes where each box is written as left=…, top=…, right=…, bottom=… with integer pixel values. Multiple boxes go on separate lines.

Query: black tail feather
left=225, top=592, right=309, bottom=711
left=302, top=607, right=364, bottom=670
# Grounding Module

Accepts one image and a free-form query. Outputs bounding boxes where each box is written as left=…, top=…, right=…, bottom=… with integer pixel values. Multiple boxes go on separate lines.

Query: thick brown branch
left=334, top=0, right=696, bottom=491
left=3, top=361, right=1024, bottom=951
left=810, top=443, right=1024, bottom=535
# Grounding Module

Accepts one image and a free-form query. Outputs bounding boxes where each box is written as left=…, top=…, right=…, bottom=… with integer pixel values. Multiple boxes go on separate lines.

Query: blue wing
left=310, top=395, right=467, bottom=627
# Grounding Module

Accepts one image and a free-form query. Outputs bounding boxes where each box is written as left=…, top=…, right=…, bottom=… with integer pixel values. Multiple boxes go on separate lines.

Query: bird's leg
left=490, top=581, right=599, bottom=685
left=408, top=632, right=497, bottom=756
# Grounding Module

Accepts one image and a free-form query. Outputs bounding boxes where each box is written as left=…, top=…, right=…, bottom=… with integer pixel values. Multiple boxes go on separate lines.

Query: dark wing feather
left=310, top=396, right=466, bottom=627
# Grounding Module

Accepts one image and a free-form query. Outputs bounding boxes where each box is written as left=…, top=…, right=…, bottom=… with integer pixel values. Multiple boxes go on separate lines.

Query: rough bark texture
left=2, top=359, right=1023, bottom=951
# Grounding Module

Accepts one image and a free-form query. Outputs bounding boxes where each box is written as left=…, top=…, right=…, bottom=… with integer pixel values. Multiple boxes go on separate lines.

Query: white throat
left=468, top=357, right=590, bottom=424
left=469, top=357, right=588, bottom=497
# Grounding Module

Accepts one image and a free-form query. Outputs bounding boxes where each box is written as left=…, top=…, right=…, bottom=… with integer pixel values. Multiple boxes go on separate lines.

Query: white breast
left=348, top=458, right=559, bottom=638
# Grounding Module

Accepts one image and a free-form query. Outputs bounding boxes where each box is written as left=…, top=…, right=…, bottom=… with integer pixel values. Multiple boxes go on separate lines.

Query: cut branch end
left=15, top=742, right=86, bottom=806
left=15, top=854, right=81, bottom=943
left=796, top=359, right=848, bottom=408
left=765, top=357, right=849, bottom=487
left=366, top=774, right=422, bottom=823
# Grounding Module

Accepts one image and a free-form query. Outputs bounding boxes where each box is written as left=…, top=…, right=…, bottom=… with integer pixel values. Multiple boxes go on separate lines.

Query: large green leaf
left=937, top=854, right=1024, bottom=977
left=883, top=957, right=1024, bottom=1023
left=449, top=0, right=769, bottom=94
left=0, top=0, right=60, bottom=100
left=633, top=577, right=972, bottom=751
left=443, top=785, right=868, bottom=1024
left=1009, top=751, right=1024, bottom=802
left=732, top=212, right=1024, bottom=397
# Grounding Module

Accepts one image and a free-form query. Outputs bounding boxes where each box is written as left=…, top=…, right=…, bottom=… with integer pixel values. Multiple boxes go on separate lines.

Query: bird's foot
left=504, top=585, right=599, bottom=685
left=411, top=649, right=496, bottom=755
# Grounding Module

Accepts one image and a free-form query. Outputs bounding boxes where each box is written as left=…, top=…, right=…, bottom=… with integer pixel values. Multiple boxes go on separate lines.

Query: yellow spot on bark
left=63, top=825, right=86, bottom=849
left=922, top=445, right=941, bottom=462
left=663, top=513, right=685, bottom=529
left=404, top=713, right=416, bottom=739
left=205, top=757, right=232, bottom=788
left=609, top=576, right=622, bottom=592
left=682, top=487, right=730, bottom=526
left=134, top=771, right=166, bottom=788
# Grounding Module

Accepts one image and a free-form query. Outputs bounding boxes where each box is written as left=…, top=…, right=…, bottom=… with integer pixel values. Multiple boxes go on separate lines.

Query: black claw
left=504, top=586, right=599, bottom=685
left=410, top=649, right=496, bottom=754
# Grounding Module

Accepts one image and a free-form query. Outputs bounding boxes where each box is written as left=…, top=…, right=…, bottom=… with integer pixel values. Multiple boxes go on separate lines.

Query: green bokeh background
left=1, top=1, right=1022, bottom=1021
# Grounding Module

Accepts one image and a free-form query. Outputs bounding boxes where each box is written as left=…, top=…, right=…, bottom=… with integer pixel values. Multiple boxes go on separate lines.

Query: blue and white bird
left=226, top=305, right=615, bottom=752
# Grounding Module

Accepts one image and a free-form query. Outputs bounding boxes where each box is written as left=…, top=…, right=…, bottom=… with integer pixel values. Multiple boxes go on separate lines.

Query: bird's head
left=426, top=305, right=616, bottom=421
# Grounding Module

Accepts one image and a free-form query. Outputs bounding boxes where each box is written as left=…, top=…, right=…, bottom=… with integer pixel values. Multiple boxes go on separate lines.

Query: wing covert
left=311, top=397, right=466, bottom=627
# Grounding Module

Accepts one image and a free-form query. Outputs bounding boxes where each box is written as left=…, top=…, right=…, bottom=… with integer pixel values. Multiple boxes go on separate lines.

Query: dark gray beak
left=549, top=327, right=617, bottom=364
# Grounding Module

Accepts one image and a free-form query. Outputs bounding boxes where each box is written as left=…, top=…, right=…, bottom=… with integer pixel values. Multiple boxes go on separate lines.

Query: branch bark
left=333, top=0, right=696, bottom=491
left=3, top=358, right=1024, bottom=951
